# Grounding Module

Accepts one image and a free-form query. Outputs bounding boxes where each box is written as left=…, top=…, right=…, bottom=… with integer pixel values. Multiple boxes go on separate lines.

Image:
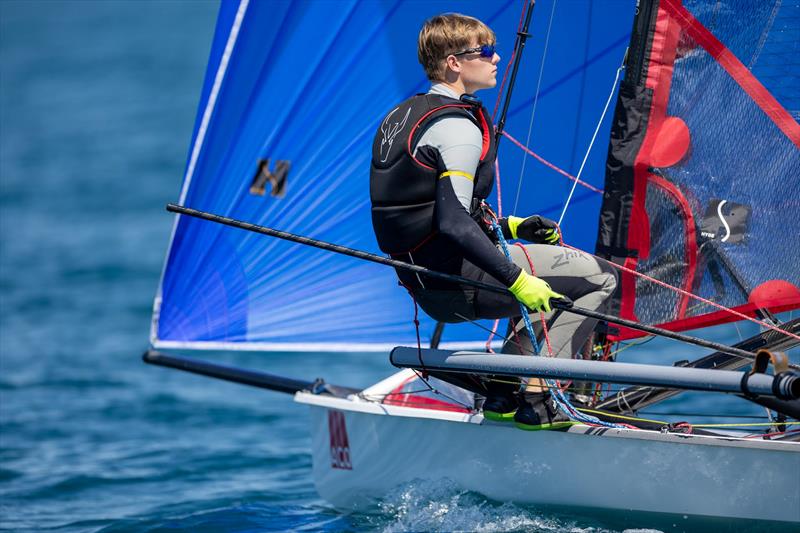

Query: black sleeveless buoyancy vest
left=369, top=93, right=498, bottom=265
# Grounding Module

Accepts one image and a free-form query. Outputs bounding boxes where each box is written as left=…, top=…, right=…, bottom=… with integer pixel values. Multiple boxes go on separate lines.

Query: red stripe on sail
left=622, top=6, right=683, bottom=325
left=613, top=291, right=800, bottom=341
left=662, top=0, right=800, bottom=148
left=647, top=173, right=698, bottom=319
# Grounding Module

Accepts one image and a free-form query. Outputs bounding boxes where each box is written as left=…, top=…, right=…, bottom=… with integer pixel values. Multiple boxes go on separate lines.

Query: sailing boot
left=481, top=378, right=520, bottom=422
left=513, top=391, right=575, bottom=431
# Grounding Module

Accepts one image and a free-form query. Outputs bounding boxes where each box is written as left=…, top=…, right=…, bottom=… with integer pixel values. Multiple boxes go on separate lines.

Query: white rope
left=557, top=54, right=627, bottom=225
left=512, top=0, right=558, bottom=215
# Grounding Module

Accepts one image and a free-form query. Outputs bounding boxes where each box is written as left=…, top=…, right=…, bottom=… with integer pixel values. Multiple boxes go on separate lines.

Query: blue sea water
left=0, top=2, right=796, bottom=532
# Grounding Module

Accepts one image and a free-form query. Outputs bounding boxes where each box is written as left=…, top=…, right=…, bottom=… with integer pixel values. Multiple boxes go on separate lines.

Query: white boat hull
left=295, top=372, right=800, bottom=527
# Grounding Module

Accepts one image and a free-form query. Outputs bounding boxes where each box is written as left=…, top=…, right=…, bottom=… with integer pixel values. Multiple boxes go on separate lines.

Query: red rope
left=502, top=131, right=604, bottom=194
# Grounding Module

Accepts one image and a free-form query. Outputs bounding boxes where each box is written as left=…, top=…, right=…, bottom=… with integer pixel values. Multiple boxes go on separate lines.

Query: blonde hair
left=417, top=13, right=496, bottom=81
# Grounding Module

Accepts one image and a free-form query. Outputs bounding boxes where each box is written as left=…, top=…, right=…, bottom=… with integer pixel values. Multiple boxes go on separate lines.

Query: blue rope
left=491, top=221, right=622, bottom=428
left=492, top=223, right=541, bottom=356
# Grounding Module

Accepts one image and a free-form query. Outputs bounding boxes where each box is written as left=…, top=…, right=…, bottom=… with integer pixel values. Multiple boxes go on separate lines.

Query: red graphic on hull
left=328, top=410, right=352, bottom=470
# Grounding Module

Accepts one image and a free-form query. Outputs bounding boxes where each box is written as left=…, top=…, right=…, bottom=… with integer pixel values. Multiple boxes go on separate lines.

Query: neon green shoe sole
left=482, top=409, right=517, bottom=421
left=514, top=420, right=577, bottom=431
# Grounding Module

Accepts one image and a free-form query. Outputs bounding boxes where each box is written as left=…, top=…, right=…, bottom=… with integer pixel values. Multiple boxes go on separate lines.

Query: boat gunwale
left=294, top=389, right=800, bottom=452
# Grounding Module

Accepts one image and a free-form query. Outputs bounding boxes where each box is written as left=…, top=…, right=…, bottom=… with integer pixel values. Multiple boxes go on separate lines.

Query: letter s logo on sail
left=699, top=199, right=751, bottom=244
left=379, top=106, right=411, bottom=163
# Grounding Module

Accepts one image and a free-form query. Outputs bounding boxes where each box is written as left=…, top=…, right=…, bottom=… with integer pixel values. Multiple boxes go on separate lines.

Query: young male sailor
left=369, top=14, right=617, bottom=429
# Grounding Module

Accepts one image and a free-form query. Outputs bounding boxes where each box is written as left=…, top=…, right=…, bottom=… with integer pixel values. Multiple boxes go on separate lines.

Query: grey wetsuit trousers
left=412, top=244, right=618, bottom=359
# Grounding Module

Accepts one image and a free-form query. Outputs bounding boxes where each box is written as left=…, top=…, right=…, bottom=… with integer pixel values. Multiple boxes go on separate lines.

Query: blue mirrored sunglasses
left=453, top=44, right=495, bottom=58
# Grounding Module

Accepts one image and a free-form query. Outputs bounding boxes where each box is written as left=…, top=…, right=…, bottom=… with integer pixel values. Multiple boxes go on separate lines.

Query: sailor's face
left=457, top=39, right=500, bottom=92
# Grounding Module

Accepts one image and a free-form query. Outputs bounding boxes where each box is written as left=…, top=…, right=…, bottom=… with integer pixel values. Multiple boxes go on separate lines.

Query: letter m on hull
left=328, top=410, right=352, bottom=470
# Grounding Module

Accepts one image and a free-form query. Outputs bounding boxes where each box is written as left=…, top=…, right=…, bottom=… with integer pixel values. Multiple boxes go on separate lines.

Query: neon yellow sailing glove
left=507, top=215, right=560, bottom=244
left=508, top=271, right=564, bottom=313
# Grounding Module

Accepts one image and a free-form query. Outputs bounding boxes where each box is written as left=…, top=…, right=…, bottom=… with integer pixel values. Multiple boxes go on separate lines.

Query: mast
left=495, top=0, right=536, bottom=147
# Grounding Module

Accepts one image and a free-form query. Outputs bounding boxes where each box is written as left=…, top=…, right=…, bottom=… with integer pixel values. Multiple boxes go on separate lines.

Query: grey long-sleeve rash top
left=412, top=84, right=521, bottom=287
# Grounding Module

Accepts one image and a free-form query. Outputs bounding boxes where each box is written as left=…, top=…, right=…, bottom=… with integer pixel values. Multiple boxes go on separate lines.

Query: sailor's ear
left=445, top=54, right=462, bottom=74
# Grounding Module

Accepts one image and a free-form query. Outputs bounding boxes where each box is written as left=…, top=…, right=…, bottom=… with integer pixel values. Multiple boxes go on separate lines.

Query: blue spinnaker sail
left=152, top=0, right=635, bottom=351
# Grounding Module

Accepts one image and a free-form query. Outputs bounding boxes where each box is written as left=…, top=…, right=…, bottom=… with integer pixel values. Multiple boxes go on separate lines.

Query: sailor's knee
left=598, top=265, right=618, bottom=296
